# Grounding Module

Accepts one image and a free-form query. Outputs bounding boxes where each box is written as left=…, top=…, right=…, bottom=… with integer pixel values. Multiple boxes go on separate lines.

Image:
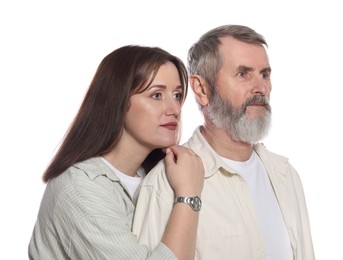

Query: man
left=133, top=25, right=315, bottom=260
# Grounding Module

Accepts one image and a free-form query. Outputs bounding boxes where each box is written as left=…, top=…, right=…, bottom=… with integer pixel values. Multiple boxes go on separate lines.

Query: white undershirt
left=101, top=157, right=142, bottom=198
left=221, top=151, right=293, bottom=260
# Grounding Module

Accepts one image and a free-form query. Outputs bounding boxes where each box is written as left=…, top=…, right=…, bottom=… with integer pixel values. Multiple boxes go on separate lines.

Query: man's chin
left=246, top=109, right=270, bottom=119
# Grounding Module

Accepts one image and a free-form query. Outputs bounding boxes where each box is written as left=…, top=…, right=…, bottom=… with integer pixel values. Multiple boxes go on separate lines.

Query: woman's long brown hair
left=42, top=45, right=188, bottom=183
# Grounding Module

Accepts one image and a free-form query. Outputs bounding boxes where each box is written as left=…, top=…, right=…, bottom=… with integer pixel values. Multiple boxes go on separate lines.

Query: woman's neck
left=103, top=137, right=151, bottom=177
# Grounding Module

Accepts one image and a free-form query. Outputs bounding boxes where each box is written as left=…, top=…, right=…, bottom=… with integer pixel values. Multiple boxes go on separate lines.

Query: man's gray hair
left=188, top=25, right=267, bottom=97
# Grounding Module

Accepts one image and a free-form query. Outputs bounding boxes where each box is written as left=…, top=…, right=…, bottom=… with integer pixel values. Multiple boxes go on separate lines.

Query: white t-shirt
left=101, top=157, right=142, bottom=199
left=221, top=151, right=293, bottom=260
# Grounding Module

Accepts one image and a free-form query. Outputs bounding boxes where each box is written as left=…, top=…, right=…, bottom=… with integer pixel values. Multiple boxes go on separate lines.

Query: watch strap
left=174, top=196, right=202, bottom=211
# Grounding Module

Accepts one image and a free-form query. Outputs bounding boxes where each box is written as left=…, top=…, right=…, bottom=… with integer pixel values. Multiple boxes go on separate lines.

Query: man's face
left=204, top=36, right=272, bottom=144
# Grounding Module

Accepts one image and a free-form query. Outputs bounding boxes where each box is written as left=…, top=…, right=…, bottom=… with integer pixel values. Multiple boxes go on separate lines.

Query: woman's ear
left=189, top=75, right=209, bottom=106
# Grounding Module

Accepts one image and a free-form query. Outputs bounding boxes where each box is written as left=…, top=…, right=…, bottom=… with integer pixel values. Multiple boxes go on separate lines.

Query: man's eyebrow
left=236, top=65, right=272, bottom=73
left=261, top=67, right=272, bottom=73
left=237, top=65, right=253, bottom=72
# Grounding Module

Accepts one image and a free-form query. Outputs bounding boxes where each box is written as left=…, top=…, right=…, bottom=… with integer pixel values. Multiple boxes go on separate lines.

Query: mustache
left=243, top=95, right=271, bottom=111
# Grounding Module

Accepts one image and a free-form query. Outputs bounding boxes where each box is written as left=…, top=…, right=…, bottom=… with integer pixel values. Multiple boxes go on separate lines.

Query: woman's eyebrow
left=147, top=84, right=183, bottom=90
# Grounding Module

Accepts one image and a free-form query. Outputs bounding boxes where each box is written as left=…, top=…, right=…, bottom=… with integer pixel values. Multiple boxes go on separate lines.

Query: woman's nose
left=165, top=96, right=181, bottom=118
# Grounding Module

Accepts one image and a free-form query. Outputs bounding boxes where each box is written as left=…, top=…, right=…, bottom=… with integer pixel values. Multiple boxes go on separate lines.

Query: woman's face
left=123, top=62, right=184, bottom=151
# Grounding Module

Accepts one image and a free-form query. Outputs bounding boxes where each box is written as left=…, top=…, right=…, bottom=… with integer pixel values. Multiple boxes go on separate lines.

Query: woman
left=29, top=45, right=204, bottom=259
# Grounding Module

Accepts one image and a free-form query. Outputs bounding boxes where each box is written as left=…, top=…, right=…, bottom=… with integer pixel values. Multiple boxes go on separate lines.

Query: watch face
left=190, top=196, right=202, bottom=211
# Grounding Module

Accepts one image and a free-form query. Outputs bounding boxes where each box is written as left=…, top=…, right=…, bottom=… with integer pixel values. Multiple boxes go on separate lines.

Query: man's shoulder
left=254, top=143, right=290, bottom=162
left=137, top=159, right=174, bottom=204
left=254, top=143, right=300, bottom=180
left=141, top=160, right=169, bottom=187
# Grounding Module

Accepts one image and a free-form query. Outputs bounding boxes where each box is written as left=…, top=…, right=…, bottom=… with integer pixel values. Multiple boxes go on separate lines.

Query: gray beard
left=203, top=92, right=272, bottom=144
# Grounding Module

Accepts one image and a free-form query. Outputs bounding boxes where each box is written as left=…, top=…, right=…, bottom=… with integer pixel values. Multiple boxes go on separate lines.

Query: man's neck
left=201, top=123, right=254, bottom=162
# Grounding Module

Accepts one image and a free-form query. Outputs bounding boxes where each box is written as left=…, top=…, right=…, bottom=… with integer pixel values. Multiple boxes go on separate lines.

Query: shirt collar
left=73, top=157, right=120, bottom=182
left=186, top=126, right=290, bottom=179
left=187, top=126, right=235, bottom=178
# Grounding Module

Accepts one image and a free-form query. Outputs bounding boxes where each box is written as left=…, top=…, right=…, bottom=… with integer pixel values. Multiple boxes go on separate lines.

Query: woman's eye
left=152, top=93, right=162, bottom=99
left=174, top=92, right=183, bottom=101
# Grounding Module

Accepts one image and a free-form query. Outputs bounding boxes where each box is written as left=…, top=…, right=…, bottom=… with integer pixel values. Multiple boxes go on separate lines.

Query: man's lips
left=245, top=96, right=271, bottom=111
left=246, top=102, right=271, bottom=112
left=248, top=103, right=265, bottom=107
left=160, top=122, right=177, bottom=130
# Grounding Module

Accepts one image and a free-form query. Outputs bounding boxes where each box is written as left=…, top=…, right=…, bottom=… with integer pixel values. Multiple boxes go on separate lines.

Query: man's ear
left=190, top=75, right=209, bottom=106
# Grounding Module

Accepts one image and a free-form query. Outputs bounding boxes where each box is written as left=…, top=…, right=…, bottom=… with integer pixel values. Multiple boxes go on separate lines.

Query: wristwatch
left=174, top=196, right=202, bottom=211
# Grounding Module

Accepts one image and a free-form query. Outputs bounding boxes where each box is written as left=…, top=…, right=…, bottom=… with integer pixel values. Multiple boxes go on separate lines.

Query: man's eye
left=261, top=72, right=270, bottom=79
left=237, top=71, right=246, bottom=77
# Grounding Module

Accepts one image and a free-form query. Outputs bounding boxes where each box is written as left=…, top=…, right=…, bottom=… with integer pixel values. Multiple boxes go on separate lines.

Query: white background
left=1, top=0, right=342, bottom=259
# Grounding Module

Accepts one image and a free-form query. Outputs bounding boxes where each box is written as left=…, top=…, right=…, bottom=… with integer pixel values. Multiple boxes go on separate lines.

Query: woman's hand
left=164, top=145, right=204, bottom=197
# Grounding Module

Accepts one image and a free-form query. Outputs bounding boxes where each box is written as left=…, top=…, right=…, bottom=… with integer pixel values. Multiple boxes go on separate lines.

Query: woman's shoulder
left=45, top=157, right=130, bottom=219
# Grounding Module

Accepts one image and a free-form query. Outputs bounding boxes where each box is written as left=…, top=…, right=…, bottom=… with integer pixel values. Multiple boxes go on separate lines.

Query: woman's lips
left=160, top=122, right=177, bottom=130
